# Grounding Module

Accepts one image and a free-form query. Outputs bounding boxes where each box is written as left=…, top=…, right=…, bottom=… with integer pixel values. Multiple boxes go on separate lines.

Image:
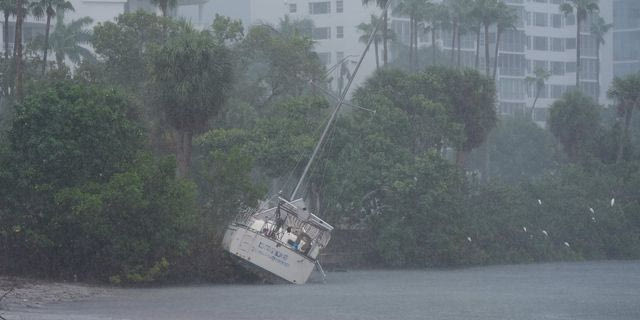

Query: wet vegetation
left=0, top=9, right=639, bottom=284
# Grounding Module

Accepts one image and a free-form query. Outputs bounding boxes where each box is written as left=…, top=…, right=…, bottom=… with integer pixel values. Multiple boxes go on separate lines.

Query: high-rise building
left=180, top=0, right=380, bottom=95
left=612, top=0, right=640, bottom=78
left=391, top=0, right=614, bottom=123
left=282, top=0, right=380, bottom=95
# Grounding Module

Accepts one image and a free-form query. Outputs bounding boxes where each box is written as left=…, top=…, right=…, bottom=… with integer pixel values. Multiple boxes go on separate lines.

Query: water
left=8, top=261, right=640, bottom=320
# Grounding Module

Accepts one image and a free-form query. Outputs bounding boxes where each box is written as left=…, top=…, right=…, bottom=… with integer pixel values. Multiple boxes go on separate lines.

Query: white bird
left=522, top=226, right=527, bottom=232
left=467, top=237, right=472, bottom=242
left=542, top=230, right=548, bottom=237
left=611, top=198, right=615, bottom=207
left=591, top=217, right=597, bottom=222
left=538, top=199, right=542, bottom=205
left=589, top=207, right=594, bottom=214
left=564, top=242, right=570, bottom=247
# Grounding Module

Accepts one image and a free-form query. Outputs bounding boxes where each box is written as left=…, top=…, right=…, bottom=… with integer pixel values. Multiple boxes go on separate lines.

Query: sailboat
left=221, top=1, right=391, bottom=284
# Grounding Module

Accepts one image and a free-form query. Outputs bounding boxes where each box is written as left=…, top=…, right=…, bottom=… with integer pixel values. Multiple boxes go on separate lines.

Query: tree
left=548, top=90, right=600, bottom=162
left=148, top=25, right=233, bottom=178
left=493, top=2, right=518, bottom=80
left=362, top=0, right=390, bottom=65
left=45, top=15, right=94, bottom=69
left=355, top=67, right=496, bottom=167
left=9, top=81, right=143, bottom=188
left=427, top=2, right=451, bottom=67
left=236, top=23, right=325, bottom=107
left=394, top=0, right=431, bottom=70
left=211, top=13, right=244, bottom=45
left=277, top=15, right=313, bottom=38
left=445, top=0, right=472, bottom=67
left=357, top=14, right=383, bottom=70
left=454, top=1, right=474, bottom=68
left=29, top=0, right=74, bottom=75
left=13, top=0, right=26, bottom=100
left=1, top=81, right=196, bottom=280
left=0, top=0, right=14, bottom=98
left=150, top=0, right=176, bottom=18
left=560, top=0, right=599, bottom=88
left=525, top=67, right=551, bottom=120
left=0, top=0, right=15, bottom=61
left=607, top=73, right=640, bottom=163
left=475, top=0, right=499, bottom=75
left=92, top=12, right=174, bottom=90
left=424, top=67, right=497, bottom=167
left=469, top=0, right=483, bottom=70
left=590, top=15, right=613, bottom=101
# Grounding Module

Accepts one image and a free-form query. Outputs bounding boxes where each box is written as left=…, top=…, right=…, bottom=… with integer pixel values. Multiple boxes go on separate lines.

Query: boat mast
left=290, top=1, right=392, bottom=200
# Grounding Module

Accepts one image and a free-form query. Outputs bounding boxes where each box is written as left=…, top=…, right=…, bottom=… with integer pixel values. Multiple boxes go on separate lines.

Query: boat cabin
left=244, top=198, right=333, bottom=260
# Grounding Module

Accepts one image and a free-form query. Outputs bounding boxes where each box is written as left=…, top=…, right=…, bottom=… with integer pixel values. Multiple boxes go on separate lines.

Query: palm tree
left=456, top=17, right=474, bottom=68
left=394, top=0, right=431, bottom=70
left=357, top=15, right=382, bottom=70
left=362, top=0, right=390, bottom=65
left=469, top=0, right=483, bottom=70
left=493, top=2, right=518, bottom=80
left=427, top=2, right=450, bottom=66
left=30, top=0, right=74, bottom=75
left=13, top=0, right=26, bottom=100
left=590, top=15, right=613, bottom=102
left=525, top=67, right=551, bottom=120
left=151, top=0, right=177, bottom=18
left=475, top=0, right=499, bottom=75
left=607, top=73, right=640, bottom=163
left=0, top=0, right=15, bottom=61
left=560, top=0, right=599, bottom=88
left=48, top=15, right=94, bottom=69
left=445, top=0, right=469, bottom=65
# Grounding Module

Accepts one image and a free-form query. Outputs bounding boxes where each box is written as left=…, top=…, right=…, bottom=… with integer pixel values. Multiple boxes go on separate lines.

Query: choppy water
left=7, top=261, right=640, bottom=320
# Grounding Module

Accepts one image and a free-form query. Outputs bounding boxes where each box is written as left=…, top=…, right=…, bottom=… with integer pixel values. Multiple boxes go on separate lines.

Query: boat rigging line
left=290, top=0, right=393, bottom=200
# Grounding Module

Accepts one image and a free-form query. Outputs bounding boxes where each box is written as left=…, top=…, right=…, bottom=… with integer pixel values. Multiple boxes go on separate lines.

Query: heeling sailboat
left=221, top=1, right=392, bottom=284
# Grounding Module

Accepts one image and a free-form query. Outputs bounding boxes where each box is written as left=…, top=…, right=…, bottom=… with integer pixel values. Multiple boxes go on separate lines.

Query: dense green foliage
left=314, top=70, right=640, bottom=267
left=549, top=90, right=601, bottom=162
left=147, top=25, right=232, bottom=178
left=0, top=81, right=196, bottom=281
left=1, top=10, right=639, bottom=284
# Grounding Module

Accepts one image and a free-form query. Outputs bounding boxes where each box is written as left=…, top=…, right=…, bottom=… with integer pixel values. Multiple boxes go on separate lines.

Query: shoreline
left=0, top=276, right=108, bottom=311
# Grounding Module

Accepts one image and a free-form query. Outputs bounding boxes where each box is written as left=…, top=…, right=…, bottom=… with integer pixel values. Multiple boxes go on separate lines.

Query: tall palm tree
left=469, top=0, right=483, bottom=70
left=151, top=0, right=177, bottom=18
left=48, top=15, right=94, bottom=69
left=476, top=0, right=499, bottom=75
left=590, top=15, right=613, bottom=102
left=30, top=0, right=74, bottom=75
left=13, top=0, right=26, bottom=100
left=456, top=17, right=474, bottom=68
left=362, top=0, right=390, bottom=65
left=0, top=0, right=15, bottom=61
left=607, top=73, right=640, bottom=163
left=560, top=0, right=599, bottom=88
left=356, top=14, right=383, bottom=69
left=493, top=2, right=518, bottom=80
left=444, top=0, right=461, bottom=65
left=428, top=2, right=450, bottom=66
left=525, top=67, right=551, bottom=120
left=394, top=0, right=431, bottom=70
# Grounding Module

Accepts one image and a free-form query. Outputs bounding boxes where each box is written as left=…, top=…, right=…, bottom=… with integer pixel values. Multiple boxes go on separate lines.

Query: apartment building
left=276, top=0, right=380, bottom=95
left=0, top=0, right=147, bottom=57
left=612, top=0, right=640, bottom=78
left=391, top=0, right=616, bottom=123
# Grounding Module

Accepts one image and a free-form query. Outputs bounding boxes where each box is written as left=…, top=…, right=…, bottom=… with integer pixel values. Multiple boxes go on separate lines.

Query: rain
left=0, top=0, right=639, bottom=319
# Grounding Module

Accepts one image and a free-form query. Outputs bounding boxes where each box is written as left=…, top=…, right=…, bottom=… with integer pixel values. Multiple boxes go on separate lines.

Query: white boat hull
left=222, top=223, right=316, bottom=284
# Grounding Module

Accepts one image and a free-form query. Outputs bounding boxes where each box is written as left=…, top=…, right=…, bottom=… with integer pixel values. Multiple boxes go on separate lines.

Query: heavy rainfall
left=0, top=0, right=639, bottom=319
